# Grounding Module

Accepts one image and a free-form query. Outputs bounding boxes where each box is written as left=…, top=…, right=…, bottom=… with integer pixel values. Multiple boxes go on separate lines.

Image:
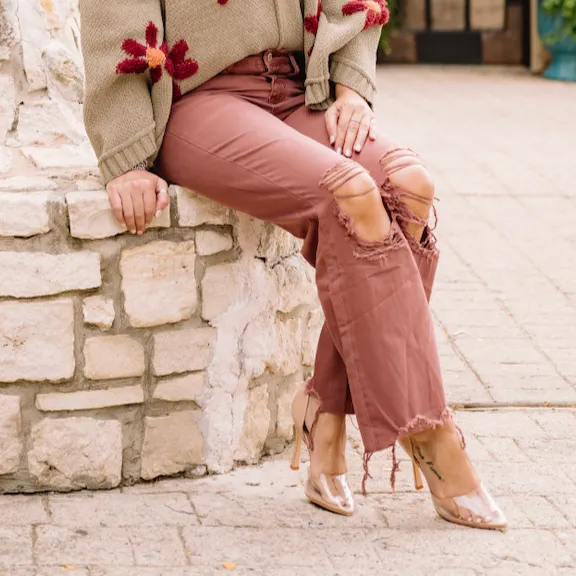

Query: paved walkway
left=1, top=66, right=576, bottom=575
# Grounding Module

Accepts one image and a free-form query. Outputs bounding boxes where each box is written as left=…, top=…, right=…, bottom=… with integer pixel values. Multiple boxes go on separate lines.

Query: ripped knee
left=320, top=160, right=390, bottom=243
left=390, top=166, right=435, bottom=204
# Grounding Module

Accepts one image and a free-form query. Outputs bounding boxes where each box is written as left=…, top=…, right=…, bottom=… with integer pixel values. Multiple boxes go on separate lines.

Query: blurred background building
left=381, top=0, right=549, bottom=71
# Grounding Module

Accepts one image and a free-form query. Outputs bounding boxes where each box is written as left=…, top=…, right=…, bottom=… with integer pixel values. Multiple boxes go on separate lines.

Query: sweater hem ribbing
left=99, top=126, right=157, bottom=185
left=330, top=59, right=377, bottom=106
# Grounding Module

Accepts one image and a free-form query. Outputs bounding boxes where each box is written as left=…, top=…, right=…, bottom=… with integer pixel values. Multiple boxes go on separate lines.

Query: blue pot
left=538, top=5, right=576, bottom=81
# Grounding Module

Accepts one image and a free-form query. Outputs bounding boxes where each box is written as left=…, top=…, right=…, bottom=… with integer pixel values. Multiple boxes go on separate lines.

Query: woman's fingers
left=325, top=105, right=339, bottom=146
left=143, top=182, right=157, bottom=226
left=342, top=111, right=364, bottom=157
left=335, top=105, right=353, bottom=155
left=155, top=177, right=170, bottom=217
left=131, top=183, right=147, bottom=235
left=107, top=184, right=125, bottom=226
left=120, top=184, right=136, bottom=234
left=369, top=118, right=377, bottom=141
left=353, top=114, right=373, bottom=154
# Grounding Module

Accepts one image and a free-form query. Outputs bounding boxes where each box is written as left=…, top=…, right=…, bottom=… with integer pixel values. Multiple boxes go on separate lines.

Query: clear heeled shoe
left=290, top=385, right=355, bottom=517
left=399, top=431, right=508, bottom=531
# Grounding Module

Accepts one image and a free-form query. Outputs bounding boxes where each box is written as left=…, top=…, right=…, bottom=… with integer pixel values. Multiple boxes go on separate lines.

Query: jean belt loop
left=288, top=53, right=300, bottom=76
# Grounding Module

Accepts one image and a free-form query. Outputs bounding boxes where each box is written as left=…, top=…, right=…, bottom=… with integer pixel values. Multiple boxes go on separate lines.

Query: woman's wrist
left=131, top=160, right=149, bottom=171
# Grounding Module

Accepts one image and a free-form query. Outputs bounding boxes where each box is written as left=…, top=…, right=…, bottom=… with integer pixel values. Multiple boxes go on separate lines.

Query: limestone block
left=22, top=145, right=97, bottom=172
left=274, top=255, right=317, bottom=313
left=0, top=192, right=50, bottom=237
left=141, top=411, right=204, bottom=480
left=120, top=241, right=196, bottom=328
left=0, top=146, right=12, bottom=173
left=276, top=380, right=301, bottom=441
left=195, top=229, right=233, bottom=256
left=0, top=176, right=58, bottom=192
left=16, top=101, right=82, bottom=146
left=82, top=296, right=115, bottom=330
left=0, top=74, right=16, bottom=141
left=201, top=259, right=278, bottom=322
left=27, top=417, right=122, bottom=489
left=152, top=328, right=216, bottom=376
left=236, top=215, right=301, bottom=263
left=152, top=373, right=206, bottom=403
left=83, top=336, right=145, bottom=381
left=242, top=313, right=278, bottom=379
left=302, top=307, right=324, bottom=366
left=275, top=318, right=302, bottom=376
left=42, top=39, right=84, bottom=102
left=19, top=0, right=51, bottom=91
left=0, top=299, right=74, bottom=383
left=0, top=0, right=20, bottom=48
left=235, top=386, right=270, bottom=463
left=0, top=395, right=23, bottom=474
left=36, top=385, right=143, bottom=412
left=67, top=191, right=169, bottom=239
left=176, top=186, right=231, bottom=226
left=0, top=251, right=101, bottom=297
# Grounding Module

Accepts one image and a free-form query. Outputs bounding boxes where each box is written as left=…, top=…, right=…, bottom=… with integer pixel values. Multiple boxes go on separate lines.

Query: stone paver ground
left=1, top=66, right=576, bottom=575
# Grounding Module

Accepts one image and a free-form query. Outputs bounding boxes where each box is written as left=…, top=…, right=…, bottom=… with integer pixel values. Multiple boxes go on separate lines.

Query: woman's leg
left=156, top=85, right=445, bottom=463
left=284, top=105, right=506, bottom=528
left=285, top=106, right=440, bottom=428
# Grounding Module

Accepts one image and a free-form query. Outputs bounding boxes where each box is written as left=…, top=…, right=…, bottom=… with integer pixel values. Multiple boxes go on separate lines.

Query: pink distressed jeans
left=156, top=50, right=448, bottom=475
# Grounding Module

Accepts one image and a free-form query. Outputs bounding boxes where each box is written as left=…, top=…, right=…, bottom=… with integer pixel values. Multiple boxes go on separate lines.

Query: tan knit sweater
left=79, top=0, right=388, bottom=184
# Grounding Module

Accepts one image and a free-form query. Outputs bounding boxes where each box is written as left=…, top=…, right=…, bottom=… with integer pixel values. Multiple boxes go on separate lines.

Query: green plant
left=379, top=0, right=402, bottom=55
left=541, top=0, right=576, bottom=42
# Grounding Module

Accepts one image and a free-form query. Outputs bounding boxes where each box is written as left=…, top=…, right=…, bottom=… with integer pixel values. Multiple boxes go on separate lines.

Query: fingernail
left=354, top=145, right=361, bottom=152
left=370, top=135, right=377, bottom=140
left=130, top=230, right=136, bottom=235
left=336, top=147, right=341, bottom=155
left=329, top=135, right=335, bottom=145
left=137, top=231, right=143, bottom=236
left=155, top=210, right=162, bottom=218
left=345, top=149, right=351, bottom=157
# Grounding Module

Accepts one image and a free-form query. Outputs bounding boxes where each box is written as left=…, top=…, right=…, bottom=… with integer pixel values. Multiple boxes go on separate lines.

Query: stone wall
left=0, top=0, right=321, bottom=493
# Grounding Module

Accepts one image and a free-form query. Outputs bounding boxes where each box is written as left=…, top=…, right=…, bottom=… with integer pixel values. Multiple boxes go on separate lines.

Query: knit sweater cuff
left=98, top=125, right=157, bottom=185
left=305, top=76, right=332, bottom=111
left=330, top=59, right=377, bottom=107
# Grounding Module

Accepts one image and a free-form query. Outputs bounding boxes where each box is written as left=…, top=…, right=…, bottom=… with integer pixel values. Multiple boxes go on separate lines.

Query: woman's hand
left=106, top=170, right=170, bottom=235
left=325, top=85, right=376, bottom=157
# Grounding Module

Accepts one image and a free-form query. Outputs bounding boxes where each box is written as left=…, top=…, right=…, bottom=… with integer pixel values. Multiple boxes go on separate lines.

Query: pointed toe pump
left=290, top=385, right=355, bottom=517
left=399, top=431, right=507, bottom=531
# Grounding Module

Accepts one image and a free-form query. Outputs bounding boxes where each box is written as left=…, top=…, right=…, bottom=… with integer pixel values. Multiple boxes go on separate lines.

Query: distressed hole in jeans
left=320, top=160, right=403, bottom=260
left=378, top=149, right=439, bottom=259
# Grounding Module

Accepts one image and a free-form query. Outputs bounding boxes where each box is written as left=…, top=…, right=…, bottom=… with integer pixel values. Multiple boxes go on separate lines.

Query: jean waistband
left=221, top=50, right=304, bottom=77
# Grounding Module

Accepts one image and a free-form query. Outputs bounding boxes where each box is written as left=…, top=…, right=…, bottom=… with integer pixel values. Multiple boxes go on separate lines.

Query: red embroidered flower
left=116, top=22, right=169, bottom=84
left=304, top=1, right=322, bottom=36
left=218, top=0, right=229, bottom=4
left=167, top=40, right=200, bottom=101
left=116, top=22, right=199, bottom=102
left=342, top=0, right=390, bottom=30
left=304, top=1, right=322, bottom=56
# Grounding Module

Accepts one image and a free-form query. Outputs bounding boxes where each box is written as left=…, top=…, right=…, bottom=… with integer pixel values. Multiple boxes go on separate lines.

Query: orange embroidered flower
left=145, top=47, right=166, bottom=69
left=342, top=0, right=390, bottom=30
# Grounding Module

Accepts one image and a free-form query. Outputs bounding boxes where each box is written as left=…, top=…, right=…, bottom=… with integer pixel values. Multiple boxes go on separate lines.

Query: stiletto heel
left=399, top=428, right=507, bottom=531
left=290, top=427, right=302, bottom=471
left=290, top=383, right=355, bottom=517
left=411, top=441, right=424, bottom=491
